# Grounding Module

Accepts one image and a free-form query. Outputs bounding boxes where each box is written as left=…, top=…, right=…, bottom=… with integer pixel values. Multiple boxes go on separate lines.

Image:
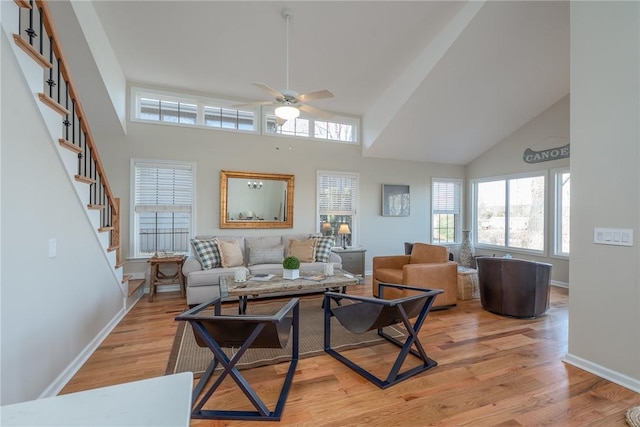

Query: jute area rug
left=166, top=296, right=404, bottom=378
left=627, top=406, right=640, bottom=427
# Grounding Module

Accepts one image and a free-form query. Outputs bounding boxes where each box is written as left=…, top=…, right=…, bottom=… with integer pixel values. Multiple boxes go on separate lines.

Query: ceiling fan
left=234, top=8, right=334, bottom=123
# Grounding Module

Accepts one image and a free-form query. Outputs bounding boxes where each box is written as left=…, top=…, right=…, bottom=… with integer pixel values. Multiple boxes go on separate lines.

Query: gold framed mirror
left=220, top=170, right=294, bottom=229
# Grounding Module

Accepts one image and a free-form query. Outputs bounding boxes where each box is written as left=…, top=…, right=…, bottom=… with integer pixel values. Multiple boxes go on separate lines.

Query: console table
left=148, top=255, right=186, bottom=301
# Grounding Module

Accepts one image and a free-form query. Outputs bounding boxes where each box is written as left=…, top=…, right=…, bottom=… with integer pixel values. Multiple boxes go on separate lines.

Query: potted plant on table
left=282, top=256, right=300, bottom=280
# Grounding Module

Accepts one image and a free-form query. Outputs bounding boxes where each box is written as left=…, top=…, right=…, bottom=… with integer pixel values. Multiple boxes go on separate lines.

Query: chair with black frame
left=323, top=283, right=443, bottom=389
left=175, top=297, right=299, bottom=421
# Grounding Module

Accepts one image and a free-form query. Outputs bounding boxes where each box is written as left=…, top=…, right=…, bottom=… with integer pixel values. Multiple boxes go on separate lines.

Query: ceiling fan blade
left=253, top=82, right=283, bottom=99
left=297, top=89, right=334, bottom=102
left=232, top=100, right=274, bottom=108
left=299, top=104, right=334, bottom=120
left=276, top=117, right=288, bottom=126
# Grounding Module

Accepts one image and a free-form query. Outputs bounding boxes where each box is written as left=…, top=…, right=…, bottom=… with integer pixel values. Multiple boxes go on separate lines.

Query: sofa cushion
left=217, top=239, right=244, bottom=268
left=312, top=236, right=335, bottom=262
left=288, top=238, right=317, bottom=262
left=190, top=238, right=222, bottom=270
left=248, top=245, right=285, bottom=266
left=244, top=235, right=283, bottom=262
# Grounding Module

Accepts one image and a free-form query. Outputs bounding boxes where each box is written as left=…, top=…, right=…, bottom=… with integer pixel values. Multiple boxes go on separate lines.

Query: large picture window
left=131, top=160, right=194, bottom=257
left=432, top=179, right=461, bottom=244
left=474, top=173, right=545, bottom=253
left=317, top=171, right=359, bottom=247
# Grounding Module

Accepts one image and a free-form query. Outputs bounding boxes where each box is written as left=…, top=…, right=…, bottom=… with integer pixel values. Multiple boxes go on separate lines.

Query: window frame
left=553, top=168, right=570, bottom=258
left=130, top=158, right=196, bottom=259
left=472, top=170, right=547, bottom=256
left=316, top=170, right=359, bottom=247
left=263, top=107, right=360, bottom=144
left=431, top=178, right=462, bottom=244
left=130, top=86, right=260, bottom=134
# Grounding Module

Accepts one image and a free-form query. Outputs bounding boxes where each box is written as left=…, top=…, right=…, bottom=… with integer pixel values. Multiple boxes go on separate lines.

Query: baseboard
left=563, top=353, right=640, bottom=393
left=551, top=280, right=568, bottom=288
left=38, top=307, right=127, bottom=398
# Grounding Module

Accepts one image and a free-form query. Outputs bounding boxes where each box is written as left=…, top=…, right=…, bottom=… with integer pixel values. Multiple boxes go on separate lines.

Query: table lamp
left=321, top=221, right=332, bottom=235
left=337, top=223, right=351, bottom=249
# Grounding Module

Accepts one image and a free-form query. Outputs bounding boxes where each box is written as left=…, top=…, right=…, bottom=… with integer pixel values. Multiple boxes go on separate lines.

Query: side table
left=147, top=255, right=186, bottom=302
left=457, top=266, right=479, bottom=300
left=331, top=247, right=366, bottom=277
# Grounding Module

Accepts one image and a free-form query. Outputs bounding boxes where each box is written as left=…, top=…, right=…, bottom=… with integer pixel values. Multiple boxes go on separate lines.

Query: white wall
left=466, top=95, right=570, bottom=283
left=95, top=95, right=464, bottom=278
left=1, top=23, right=124, bottom=404
left=566, top=1, right=640, bottom=391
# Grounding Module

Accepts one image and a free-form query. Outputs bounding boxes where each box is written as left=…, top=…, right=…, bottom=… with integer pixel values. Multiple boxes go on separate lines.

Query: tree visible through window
left=555, top=170, right=570, bottom=255
left=474, top=173, right=545, bottom=252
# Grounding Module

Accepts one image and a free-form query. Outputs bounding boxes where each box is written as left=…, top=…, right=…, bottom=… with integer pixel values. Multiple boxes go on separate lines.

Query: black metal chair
left=175, top=297, right=299, bottom=421
left=324, top=283, right=443, bottom=389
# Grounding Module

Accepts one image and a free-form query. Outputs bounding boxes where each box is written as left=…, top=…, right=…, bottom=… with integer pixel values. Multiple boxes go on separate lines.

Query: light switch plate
left=594, top=228, right=633, bottom=246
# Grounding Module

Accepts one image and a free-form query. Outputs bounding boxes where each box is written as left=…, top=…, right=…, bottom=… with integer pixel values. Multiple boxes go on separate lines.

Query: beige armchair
left=372, top=243, right=457, bottom=309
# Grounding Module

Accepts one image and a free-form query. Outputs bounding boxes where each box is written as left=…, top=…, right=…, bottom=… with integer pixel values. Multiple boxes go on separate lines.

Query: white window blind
left=134, top=162, right=193, bottom=212
left=318, top=173, right=357, bottom=215
left=433, top=180, right=460, bottom=215
left=317, top=171, right=358, bottom=247
left=132, top=160, right=194, bottom=256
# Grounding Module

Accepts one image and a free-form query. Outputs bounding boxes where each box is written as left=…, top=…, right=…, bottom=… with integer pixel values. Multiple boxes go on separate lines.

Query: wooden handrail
left=35, top=0, right=118, bottom=216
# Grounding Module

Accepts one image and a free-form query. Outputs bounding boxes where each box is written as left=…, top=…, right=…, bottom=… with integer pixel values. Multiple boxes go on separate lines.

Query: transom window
left=266, top=113, right=358, bottom=143
left=132, top=87, right=257, bottom=132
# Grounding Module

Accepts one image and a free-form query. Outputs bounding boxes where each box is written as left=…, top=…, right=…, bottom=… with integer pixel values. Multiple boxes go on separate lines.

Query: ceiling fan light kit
left=236, top=8, right=334, bottom=123
left=275, top=105, right=300, bottom=120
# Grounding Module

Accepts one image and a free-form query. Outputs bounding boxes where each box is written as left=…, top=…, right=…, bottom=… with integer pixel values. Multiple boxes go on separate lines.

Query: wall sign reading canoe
left=523, top=137, right=569, bottom=164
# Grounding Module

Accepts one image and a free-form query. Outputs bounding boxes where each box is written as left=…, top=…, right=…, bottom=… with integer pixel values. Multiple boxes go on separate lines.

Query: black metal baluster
left=71, top=100, right=76, bottom=145
left=38, top=6, right=43, bottom=55
left=56, top=58, right=61, bottom=104
left=25, top=0, right=36, bottom=45
left=46, top=37, right=55, bottom=98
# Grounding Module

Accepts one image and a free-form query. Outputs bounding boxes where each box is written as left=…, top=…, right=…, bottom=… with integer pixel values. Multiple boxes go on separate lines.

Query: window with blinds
left=317, top=171, right=358, bottom=247
left=132, top=160, right=194, bottom=257
left=432, top=179, right=461, bottom=244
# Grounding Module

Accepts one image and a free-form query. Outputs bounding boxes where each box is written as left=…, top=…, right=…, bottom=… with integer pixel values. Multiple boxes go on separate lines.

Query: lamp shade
left=275, top=105, right=300, bottom=120
left=321, top=222, right=332, bottom=231
left=337, top=224, right=351, bottom=235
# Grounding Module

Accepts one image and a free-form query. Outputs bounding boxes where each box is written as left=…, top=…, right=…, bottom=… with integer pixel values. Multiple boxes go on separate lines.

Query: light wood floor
left=61, top=281, right=640, bottom=426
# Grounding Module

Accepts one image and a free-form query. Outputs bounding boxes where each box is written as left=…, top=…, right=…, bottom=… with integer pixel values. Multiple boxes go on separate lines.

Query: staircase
left=5, top=0, right=144, bottom=310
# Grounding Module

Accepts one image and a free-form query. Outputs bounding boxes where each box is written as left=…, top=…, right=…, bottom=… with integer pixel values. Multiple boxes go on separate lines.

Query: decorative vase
left=459, top=230, right=475, bottom=268
left=283, top=268, right=299, bottom=280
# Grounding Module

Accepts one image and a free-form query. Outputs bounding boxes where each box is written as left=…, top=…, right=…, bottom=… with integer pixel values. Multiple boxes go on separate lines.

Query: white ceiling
left=86, top=0, right=569, bottom=165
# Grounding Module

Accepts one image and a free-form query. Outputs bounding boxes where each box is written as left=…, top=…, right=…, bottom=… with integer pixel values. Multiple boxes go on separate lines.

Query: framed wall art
left=382, top=184, right=410, bottom=216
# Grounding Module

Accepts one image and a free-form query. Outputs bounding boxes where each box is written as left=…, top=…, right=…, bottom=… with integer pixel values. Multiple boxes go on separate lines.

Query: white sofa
left=183, top=234, right=342, bottom=305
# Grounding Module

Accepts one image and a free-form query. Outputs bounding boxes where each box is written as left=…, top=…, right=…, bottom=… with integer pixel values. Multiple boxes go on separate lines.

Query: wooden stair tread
left=88, top=204, right=106, bottom=210
left=98, top=226, right=114, bottom=233
left=59, top=139, right=82, bottom=154
left=122, top=274, right=133, bottom=283
left=107, top=244, right=120, bottom=252
left=38, top=93, right=71, bottom=116
left=128, top=279, right=145, bottom=296
left=13, top=34, right=52, bottom=69
left=75, top=175, right=95, bottom=184
left=14, top=0, right=32, bottom=9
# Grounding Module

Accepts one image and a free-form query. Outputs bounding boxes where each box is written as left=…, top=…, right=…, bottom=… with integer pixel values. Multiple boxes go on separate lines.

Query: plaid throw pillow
left=313, top=236, right=335, bottom=262
left=190, top=238, right=222, bottom=270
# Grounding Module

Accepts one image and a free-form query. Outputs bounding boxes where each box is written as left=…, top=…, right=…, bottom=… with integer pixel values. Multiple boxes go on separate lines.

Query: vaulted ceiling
left=62, top=1, right=570, bottom=165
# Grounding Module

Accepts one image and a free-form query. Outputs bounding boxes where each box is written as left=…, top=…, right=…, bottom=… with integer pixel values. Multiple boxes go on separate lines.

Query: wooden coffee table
left=220, top=269, right=361, bottom=314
